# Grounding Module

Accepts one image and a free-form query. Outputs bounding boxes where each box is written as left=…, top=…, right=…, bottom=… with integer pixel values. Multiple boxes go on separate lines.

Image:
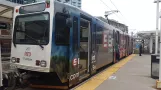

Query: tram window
left=115, top=32, right=118, bottom=44
left=55, top=13, right=70, bottom=45
left=73, top=17, right=78, bottom=52
left=96, top=26, right=103, bottom=44
left=108, top=31, right=112, bottom=46
left=114, top=32, right=117, bottom=43
left=117, top=31, right=120, bottom=44
left=80, top=19, right=89, bottom=42
left=128, top=37, right=129, bottom=45
left=13, top=13, right=49, bottom=45
left=113, top=30, right=115, bottom=38
left=92, top=24, right=96, bottom=50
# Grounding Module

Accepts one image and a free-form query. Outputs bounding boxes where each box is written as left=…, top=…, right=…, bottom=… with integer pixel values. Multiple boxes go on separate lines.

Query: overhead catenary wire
left=99, top=0, right=137, bottom=33
left=109, top=0, right=132, bottom=26
left=99, top=0, right=112, bottom=10
left=99, top=0, right=127, bottom=24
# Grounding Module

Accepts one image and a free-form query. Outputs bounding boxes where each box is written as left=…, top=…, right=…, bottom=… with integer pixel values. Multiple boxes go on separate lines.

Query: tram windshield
left=13, top=13, right=50, bottom=45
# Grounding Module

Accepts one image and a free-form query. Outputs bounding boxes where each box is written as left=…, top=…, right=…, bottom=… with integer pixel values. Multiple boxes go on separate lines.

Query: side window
left=73, top=17, right=78, bottom=52
left=55, top=13, right=70, bottom=45
left=120, top=34, right=122, bottom=45
left=114, top=32, right=117, bottom=43
left=117, top=31, right=120, bottom=44
left=128, top=36, right=129, bottom=46
left=94, top=24, right=96, bottom=45
left=80, top=18, right=89, bottom=42
left=92, top=24, right=96, bottom=50
left=96, top=26, right=103, bottom=44
left=115, top=31, right=119, bottom=44
left=108, top=30, right=112, bottom=47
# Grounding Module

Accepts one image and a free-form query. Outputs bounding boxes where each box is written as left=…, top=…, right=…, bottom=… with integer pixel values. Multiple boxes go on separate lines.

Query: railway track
left=13, top=62, right=114, bottom=90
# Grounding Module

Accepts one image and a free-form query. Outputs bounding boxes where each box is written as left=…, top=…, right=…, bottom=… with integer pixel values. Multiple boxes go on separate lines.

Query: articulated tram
left=9, top=0, right=133, bottom=89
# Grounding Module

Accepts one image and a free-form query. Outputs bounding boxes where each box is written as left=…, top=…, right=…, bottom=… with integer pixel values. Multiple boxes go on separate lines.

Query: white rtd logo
left=70, top=72, right=79, bottom=81
left=72, top=58, right=78, bottom=67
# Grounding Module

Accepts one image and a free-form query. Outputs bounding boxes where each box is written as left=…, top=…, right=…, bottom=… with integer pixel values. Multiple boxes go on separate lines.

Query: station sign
left=19, top=3, right=46, bottom=14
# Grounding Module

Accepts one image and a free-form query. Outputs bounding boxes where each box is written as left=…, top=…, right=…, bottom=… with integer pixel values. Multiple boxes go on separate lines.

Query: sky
left=82, top=0, right=157, bottom=34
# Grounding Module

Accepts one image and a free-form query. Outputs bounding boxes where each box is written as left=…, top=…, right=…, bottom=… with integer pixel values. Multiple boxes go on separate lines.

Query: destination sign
left=19, top=3, right=46, bottom=14
left=0, top=22, right=8, bottom=29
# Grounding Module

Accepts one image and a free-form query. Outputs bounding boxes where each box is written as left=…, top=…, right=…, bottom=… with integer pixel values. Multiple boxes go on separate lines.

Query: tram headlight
left=11, top=57, right=16, bottom=63
left=40, top=60, right=47, bottom=67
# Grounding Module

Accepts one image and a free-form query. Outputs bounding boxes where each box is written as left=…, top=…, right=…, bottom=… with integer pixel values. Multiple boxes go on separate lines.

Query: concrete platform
left=96, top=55, right=156, bottom=90
left=75, top=54, right=157, bottom=90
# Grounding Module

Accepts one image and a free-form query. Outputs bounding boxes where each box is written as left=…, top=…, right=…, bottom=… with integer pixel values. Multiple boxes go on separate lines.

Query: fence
left=1, top=47, right=11, bottom=62
left=1, top=48, right=10, bottom=54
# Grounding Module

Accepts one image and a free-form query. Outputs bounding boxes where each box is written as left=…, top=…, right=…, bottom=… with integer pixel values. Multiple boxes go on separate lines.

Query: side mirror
left=66, top=17, right=72, bottom=28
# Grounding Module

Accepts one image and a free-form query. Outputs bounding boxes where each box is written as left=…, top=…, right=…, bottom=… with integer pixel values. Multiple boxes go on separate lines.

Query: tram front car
left=11, top=0, right=73, bottom=88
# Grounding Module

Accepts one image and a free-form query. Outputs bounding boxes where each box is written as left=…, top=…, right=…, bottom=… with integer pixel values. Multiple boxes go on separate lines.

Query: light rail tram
left=9, top=0, right=134, bottom=89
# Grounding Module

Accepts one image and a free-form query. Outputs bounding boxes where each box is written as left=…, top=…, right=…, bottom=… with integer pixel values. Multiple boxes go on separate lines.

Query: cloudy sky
left=82, top=0, right=157, bottom=33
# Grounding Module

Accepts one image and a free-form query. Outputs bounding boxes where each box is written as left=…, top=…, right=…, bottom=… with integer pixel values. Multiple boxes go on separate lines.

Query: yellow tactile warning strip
left=75, top=54, right=136, bottom=90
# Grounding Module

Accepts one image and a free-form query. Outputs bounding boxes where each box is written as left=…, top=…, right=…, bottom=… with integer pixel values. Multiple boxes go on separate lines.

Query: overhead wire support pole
left=155, top=0, right=160, bottom=54
left=157, top=9, right=161, bottom=89
left=159, top=9, right=161, bottom=82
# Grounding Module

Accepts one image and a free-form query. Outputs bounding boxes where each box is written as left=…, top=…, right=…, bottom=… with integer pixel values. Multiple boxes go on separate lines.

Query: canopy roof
left=0, top=0, right=19, bottom=23
left=137, top=30, right=156, bottom=39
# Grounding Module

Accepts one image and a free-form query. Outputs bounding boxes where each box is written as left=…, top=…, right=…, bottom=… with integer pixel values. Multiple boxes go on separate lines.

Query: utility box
left=151, top=54, right=160, bottom=79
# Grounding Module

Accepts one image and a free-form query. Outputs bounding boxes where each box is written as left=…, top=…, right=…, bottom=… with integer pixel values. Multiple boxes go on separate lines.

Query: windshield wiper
left=17, top=30, right=44, bottom=50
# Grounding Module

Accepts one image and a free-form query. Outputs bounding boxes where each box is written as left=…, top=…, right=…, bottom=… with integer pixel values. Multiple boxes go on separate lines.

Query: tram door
left=68, top=14, right=80, bottom=87
left=68, top=15, right=91, bottom=86
left=79, top=18, right=90, bottom=80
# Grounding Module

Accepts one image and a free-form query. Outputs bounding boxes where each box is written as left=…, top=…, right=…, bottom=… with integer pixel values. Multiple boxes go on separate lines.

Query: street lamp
left=154, top=0, right=161, bottom=54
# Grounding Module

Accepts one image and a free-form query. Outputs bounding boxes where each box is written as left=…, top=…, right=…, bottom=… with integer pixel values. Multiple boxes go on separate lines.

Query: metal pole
left=155, top=0, right=159, bottom=54
left=0, top=42, right=2, bottom=87
left=159, top=10, right=161, bottom=81
left=150, top=36, right=153, bottom=53
left=131, top=32, right=134, bottom=53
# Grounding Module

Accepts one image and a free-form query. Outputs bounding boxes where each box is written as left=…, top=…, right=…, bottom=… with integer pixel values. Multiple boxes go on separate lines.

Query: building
left=64, top=0, right=82, bottom=8
left=0, top=0, right=19, bottom=60
left=54, top=0, right=82, bottom=8
left=6, top=0, right=82, bottom=8
left=6, top=0, right=39, bottom=4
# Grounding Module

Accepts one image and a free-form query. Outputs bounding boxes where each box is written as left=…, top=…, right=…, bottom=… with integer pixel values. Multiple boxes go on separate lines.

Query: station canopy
left=137, top=30, right=157, bottom=39
left=0, top=0, right=19, bottom=22
left=0, top=0, right=20, bottom=39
